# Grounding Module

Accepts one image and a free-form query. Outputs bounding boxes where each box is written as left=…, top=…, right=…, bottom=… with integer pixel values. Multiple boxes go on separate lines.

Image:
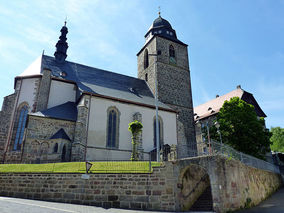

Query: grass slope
left=0, top=161, right=161, bottom=173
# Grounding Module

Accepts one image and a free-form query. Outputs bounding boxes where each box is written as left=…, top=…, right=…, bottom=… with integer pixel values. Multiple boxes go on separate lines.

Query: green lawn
left=0, top=161, right=162, bottom=173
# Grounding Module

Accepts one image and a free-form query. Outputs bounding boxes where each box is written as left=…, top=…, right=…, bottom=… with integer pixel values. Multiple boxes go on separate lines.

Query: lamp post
left=206, top=121, right=212, bottom=154
left=85, top=161, right=93, bottom=174
left=214, top=121, right=223, bottom=153
left=149, top=51, right=161, bottom=162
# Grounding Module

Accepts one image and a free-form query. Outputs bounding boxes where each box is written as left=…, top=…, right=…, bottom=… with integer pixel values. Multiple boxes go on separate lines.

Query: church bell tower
left=137, top=14, right=196, bottom=157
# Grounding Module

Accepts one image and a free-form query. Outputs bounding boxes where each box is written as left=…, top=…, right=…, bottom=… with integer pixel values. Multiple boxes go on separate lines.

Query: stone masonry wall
left=216, top=157, right=283, bottom=212
left=137, top=36, right=196, bottom=158
left=0, top=93, right=16, bottom=162
left=72, top=97, right=89, bottom=162
left=0, top=163, right=178, bottom=211
left=176, top=155, right=283, bottom=213
left=0, top=156, right=282, bottom=212
left=36, top=69, right=51, bottom=112
left=22, top=116, right=75, bottom=163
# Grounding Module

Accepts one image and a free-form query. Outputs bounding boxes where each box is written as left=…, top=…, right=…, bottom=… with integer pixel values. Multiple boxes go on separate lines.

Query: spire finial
left=54, top=22, right=69, bottom=63
left=158, top=6, right=161, bottom=17
left=64, top=16, right=67, bottom=26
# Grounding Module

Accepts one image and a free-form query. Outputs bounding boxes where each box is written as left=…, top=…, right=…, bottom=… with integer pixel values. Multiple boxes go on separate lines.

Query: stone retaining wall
left=0, top=163, right=178, bottom=211
left=175, top=155, right=283, bottom=212
left=0, top=156, right=282, bottom=212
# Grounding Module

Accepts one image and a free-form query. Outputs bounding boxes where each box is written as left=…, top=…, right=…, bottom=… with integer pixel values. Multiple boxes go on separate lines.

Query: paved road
left=236, top=187, right=284, bottom=213
left=0, top=196, right=214, bottom=213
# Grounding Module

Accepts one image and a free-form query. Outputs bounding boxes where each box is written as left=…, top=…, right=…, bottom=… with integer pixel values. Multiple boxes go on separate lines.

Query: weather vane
left=158, top=6, right=161, bottom=17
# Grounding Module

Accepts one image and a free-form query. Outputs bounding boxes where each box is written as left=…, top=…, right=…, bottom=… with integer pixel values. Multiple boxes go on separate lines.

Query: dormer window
left=169, top=45, right=176, bottom=65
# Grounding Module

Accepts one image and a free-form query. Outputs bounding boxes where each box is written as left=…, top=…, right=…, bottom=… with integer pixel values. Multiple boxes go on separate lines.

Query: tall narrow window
left=13, top=105, right=28, bottom=151
left=144, top=49, right=149, bottom=69
left=107, top=107, right=120, bottom=148
left=153, top=116, right=163, bottom=149
left=145, top=73, right=148, bottom=82
left=169, top=45, right=176, bottom=64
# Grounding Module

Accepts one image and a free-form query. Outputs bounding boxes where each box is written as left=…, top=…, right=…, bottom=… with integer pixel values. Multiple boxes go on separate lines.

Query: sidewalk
left=236, top=187, right=284, bottom=213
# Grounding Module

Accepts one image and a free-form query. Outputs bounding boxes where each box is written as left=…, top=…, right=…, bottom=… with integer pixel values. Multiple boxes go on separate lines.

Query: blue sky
left=0, top=0, right=283, bottom=128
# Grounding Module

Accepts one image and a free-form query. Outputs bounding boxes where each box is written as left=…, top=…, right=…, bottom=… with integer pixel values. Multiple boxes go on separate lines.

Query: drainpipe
left=3, top=79, right=23, bottom=163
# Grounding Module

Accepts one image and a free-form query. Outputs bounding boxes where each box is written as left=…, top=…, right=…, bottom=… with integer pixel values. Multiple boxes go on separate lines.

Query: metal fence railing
left=176, top=141, right=280, bottom=174
left=2, top=142, right=279, bottom=174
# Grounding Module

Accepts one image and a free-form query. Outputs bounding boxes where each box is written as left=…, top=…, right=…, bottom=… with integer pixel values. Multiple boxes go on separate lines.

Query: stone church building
left=0, top=14, right=196, bottom=163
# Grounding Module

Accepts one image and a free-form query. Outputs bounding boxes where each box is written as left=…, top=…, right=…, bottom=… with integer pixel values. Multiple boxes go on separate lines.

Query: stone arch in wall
left=178, top=163, right=213, bottom=211
left=31, top=140, right=40, bottom=155
left=40, top=142, right=49, bottom=161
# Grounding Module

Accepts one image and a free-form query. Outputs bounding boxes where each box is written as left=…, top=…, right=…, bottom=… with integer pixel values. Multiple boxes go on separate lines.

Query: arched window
left=106, top=107, right=120, bottom=148
left=53, top=143, right=58, bottom=153
left=13, top=105, right=28, bottom=151
left=169, top=45, right=176, bottom=64
left=153, top=116, right=163, bottom=149
left=144, top=49, right=149, bottom=69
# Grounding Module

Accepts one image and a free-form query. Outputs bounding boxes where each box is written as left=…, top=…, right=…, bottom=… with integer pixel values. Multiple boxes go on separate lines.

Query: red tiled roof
left=194, top=88, right=244, bottom=120
left=194, top=87, right=267, bottom=120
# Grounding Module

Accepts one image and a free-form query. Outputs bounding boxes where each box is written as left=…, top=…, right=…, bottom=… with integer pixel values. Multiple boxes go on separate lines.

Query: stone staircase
left=189, top=186, right=213, bottom=211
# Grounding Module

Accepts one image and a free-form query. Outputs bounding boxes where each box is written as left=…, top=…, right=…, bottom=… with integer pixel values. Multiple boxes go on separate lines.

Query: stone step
left=190, top=186, right=213, bottom=211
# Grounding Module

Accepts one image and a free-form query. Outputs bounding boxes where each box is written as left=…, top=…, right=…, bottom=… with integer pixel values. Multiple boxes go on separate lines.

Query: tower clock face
left=170, top=56, right=176, bottom=64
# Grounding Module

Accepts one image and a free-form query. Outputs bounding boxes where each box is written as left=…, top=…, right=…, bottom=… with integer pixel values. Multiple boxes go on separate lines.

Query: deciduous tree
left=211, top=97, right=271, bottom=159
left=270, top=127, right=284, bottom=152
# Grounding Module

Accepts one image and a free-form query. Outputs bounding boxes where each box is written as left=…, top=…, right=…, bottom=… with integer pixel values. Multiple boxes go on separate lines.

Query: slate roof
left=19, top=55, right=173, bottom=112
left=50, top=128, right=71, bottom=141
left=30, top=101, right=77, bottom=121
left=137, top=16, right=186, bottom=56
left=194, top=87, right=266, bottom=120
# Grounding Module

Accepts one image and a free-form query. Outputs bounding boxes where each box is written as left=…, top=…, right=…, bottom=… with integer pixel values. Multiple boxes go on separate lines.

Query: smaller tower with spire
left=54, top=21, right=69, bottom=63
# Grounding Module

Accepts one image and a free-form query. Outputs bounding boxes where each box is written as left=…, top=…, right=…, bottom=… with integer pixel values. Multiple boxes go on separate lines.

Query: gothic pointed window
left=13, top=105, right=28, bottom=151
left=169, top=45, right=176, bottom=65
left=153, top=116, right=163, bottom=149
left=106, top=107, right=120, bottom=148
left=144, top=49, right=149, bottom=69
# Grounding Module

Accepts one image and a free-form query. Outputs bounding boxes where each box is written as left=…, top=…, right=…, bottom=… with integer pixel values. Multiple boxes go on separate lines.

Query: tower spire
left=54, top=21, right=69, bottom=63
left=158, top=6, right=161, bottom=17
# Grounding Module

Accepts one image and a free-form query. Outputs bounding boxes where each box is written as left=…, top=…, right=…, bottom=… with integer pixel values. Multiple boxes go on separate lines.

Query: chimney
left=216, top=95, right=219, bottom=98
